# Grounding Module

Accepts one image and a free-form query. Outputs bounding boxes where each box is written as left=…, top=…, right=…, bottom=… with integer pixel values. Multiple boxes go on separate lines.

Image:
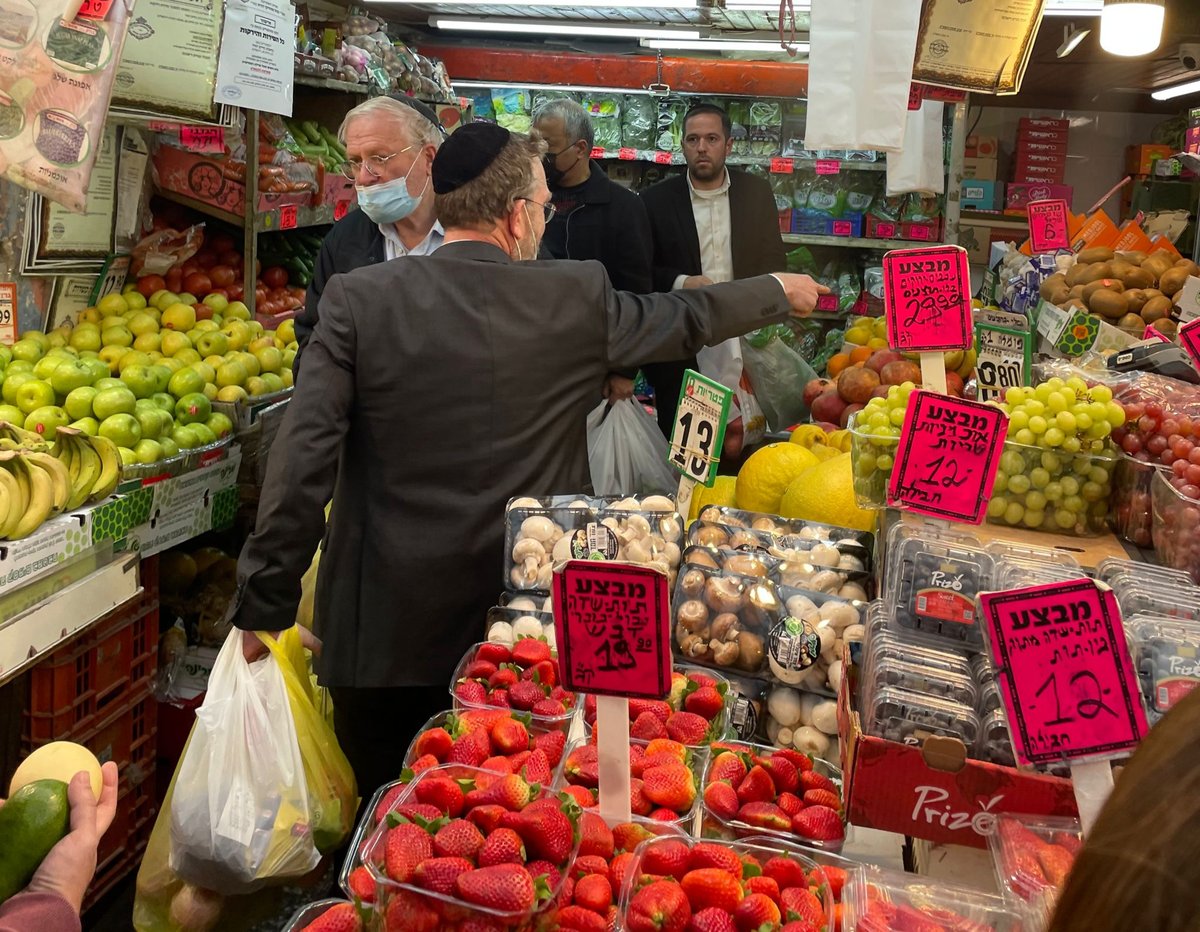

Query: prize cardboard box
left=1126, top=144, right=1175, bottom=176
left=960, top=180, right=1004, bottom=212
left=152, top=146, right=312, bottom=217
left=1006, top=182, right=1073, bottom=212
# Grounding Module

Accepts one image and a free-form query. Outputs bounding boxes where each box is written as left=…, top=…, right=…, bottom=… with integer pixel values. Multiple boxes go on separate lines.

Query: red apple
left=880, top=360, right=922, bottom=386
left=839, top=403, right=864, bottom=429
left=811, top=388, right=848, bottom=426
left=838, top=367, right=881, bottom=404
left=944, top=370, right=965, bottom=397
left=803, top=377, right=834, bottom=409
left=866, top=350, right=904, bottom=375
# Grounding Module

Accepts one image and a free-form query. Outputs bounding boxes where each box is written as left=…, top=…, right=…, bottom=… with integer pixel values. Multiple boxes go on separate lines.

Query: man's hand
left=682, top=275, right=714, bottom=289
left=22, top=762, right=119, bottom=913
left=241, top=626, right=323, bottom=663
left=771, top=273, right=830, bottom=317
left=602, top=375, right=635, bottom=402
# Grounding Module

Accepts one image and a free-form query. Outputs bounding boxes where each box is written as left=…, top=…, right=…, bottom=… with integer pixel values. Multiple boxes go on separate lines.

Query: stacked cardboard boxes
left=1013, top=117, right=1069, bottom=184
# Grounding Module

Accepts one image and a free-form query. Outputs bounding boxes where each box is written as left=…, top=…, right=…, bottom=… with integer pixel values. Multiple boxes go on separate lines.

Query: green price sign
left=668, top=369, right=731, bottom=488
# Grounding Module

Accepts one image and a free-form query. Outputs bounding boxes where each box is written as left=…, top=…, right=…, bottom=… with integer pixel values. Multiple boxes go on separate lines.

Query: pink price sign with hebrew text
left=1179, top=317, right=1200, bottom=368
left=1026, top=199, right=1071, bottom=253
left=884, top=245, right=972, bottom=352
left=887, top=390, right=1008, bottom=523
left=553, top=561, right=672, bottom=699
left=1143, top=324, right=1171, bottom=344
left=979, top=579, right=1147, bottom=768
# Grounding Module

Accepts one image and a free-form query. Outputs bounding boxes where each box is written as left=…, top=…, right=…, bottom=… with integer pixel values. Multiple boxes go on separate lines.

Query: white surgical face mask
left=355, top=160, right=428, bottom=224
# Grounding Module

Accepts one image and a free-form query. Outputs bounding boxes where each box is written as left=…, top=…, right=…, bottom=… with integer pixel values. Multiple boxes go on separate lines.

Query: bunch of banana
left=52, top=427, right=120, bottom=510
left=0, top=451, right=57, bottom=539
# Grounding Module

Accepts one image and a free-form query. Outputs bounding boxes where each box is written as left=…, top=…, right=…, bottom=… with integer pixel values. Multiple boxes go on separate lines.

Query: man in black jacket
left=534, top=98, right=653, bottom=400
left=641, top=104, right=788, bottom=453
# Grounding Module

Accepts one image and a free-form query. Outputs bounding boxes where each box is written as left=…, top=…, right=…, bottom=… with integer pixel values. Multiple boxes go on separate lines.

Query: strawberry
left=629, top=777, right=653, bottom=816
left=455, top=679, right=488, bottom=705
left=624, top=699, right=668, bottom=724
left=479, top=827, right=526, bottom=866
left=433, top=819, right=485, bottom=859
left=533, top=730, right=567, bottom=767
left=684, top=686, right=725, bottom=722
left=761, top=756, right=800, bottom=794
left=467, top=774, right=535, bottom=811
left=665, top=711, right=710, bottom=745
left=771, top=748, right=814, bottom=773
left=687, top=907, right=737, bottom=932
left=562, top=784, right=596, bottom=808
left=1054, top=832, right=1083, bottom=856
left=745, top=875, right=780, bottom=905
left=458, top=709, right=507, bottom=732
left=780, top=886, right=824, bottom=926
left=467, top=804, right=508, bottom=834
left=557, top=904, right=608, bottom=931
left=571, top=855, right=611, bottom=880
left=813, top=864, right=847, bottom=899
left=489, top=667, right=520, bottom=689
left=650, top=808, right=680, bottom=822
left=707, top=751, right=749, bottom=786
left=681, top=868, right=745, bottom=913
left=382, top=891, right=437, bottom=932
left=455, top=864, right=539, bottom=912
left=736, top=766, right=776, bottom=805
left=508, top=750, right=532, bottom=772
left=737, top=801, right=791, bottom=833
left=526, top=859, right=562, bottom=887
left=703, top=780, right=739, bottom=821
left=630, top=744, right=648, bottom=778
left=575, top=873, right=614, bottom=912
left=302, top=902, right=362, bottom=932
left=521, top=748, right=553, bottom=784
left=799, top=770, right=837, bottom=795
left=781, top=923, right=820, bottom=932
left=566, top=745, right=600, bottom=787
left=645, top=739, right=688, bottom=763
left=346, top=865, right=376, bottom=904
left=579, top=811, right=615, bottom=860
left=558, top=875, right=577, bottom=909
left=491, top=718, right=530, bottom=755
left=645, top=751, right=688, bottom=772
left=502, top=805, right=575, bottom=863
left=487, top=691, right=512, bottom=708
left=1037, top=845, right=1075, bottom=887
left=415, top=776, right=466, bottom=816
left=643, top=762, right=697, bottom=812
left=412, top=856, right=474, bottom=895
left=762, top=857, right=807, bottom=891
left=448, top=727, right=492, bottom=767
left=734, top=892, right=781, bottom=930
left=408, top=754, right=440, bottom=777
left=525, top=658, right=558, bottom=687
left=776, top=792, right=805, bottom=817
left=687, top=671, right=718, bottom=688
left=481, top=755, right=514, bottom=775
left=373, top=784, right=406, bottom=824
left=791, top=805, right=844, bottom=842
left=384, top=822, right=433, bottom=882
left=512, top=637, right=553, bottom=666
left=641, top=839, right=692, bottom=880
left=803, top=789, right=840, bottom=811
left=477, top=642, right=512, bottom=665
left=509, top=680, right=546, bottom=711
left=393, top=802, right=442, bottom=825
left=688, top=843, right=743, bottom=879
left=609, top=851, right=637, bottom=891
left=613, top=821, right=655, bottom=854
left=465, top=658, right=499, bottom=680
left=414, top=727, right=454, bottom=761
left=632, top=711, right=669, bottom=740
left=551, top=685, right=574, bottom=704
left=626, top=880, right=692, bottom=932
left=533, top=698, right=568, bottom=716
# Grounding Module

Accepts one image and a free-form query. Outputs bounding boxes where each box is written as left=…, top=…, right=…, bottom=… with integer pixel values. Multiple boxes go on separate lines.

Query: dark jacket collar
left=435, top=240, right=514, bottom=264
left=551, top=161, right=612, bottom=206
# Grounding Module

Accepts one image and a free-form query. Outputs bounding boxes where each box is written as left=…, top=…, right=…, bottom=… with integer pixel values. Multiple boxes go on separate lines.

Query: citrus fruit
left=778, top=452, right=877, bottom=532
left=789, top=424, right=828, bottom=448
left=688, top=474, right=738, bottom=522
left=735, top=443, right=819, bottom=515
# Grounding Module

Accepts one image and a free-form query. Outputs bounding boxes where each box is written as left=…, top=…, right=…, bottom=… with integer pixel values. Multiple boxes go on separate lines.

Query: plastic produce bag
left=622, top=95, right=656, bottom=149
left=588, top=399, right=677, bottom=496
left=582, top=95, right=622, bottom=150
left=740, top=326, right=819, bottom=432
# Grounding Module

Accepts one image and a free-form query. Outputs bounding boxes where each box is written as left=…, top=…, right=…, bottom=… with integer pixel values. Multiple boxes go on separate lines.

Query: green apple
left=9, top=339, right=44, bottom=363
left=195, top=331, right=229, bottom=357
left=171, top=424, right=200, bottom=449
left=98, top=413, right=142, bottom=448
left=223, top=301, right=251, bottom=321
left=100, top=324, right=133, bottom=348
left=117, top=351, right=152, bottom=374
left=0, top=345, right=13, bottom=368
left=158, top=436, right=180, bottom=459
left=15, top=379, right=56, bottom=415
left=92, top=386, right=137, bottom=420
left=81, top=358, right=109, bottom=384
left=135, top=405, right=165, bottom=440
left=5, top=360, right=33, bottom=376
left=215, top=360, right=248, bottom=388
left=18, top=331, right=48, bottom=349
left=97, top=345, right=125, bottom=374
left=206, top=412, right=234, bottom=439
left=128, top=312, right=159, bottom=337
left=49, top=359, right=95, bottom=397
left=189, top=423, right=217, bottom=447
left=23, top=405, right=69, bottom=440
left=280, top=368, right=293, bottom=389
left=149, top=365, right=173, bottom=394
left=175, top=293, right=197, bottom=307
left=94, top=377, right=125, bottom=392
left=151, top=291, right=179, bottom=312
left=168, top=367, right=205, bottom=399
left=175, top=392, right=211, bottom=425
left=259, top=373, right=285, bottom=394
left=120, top=365, right=158, bottom=400
left=1, top=372, right=33, bottom=405
left=0, top=405, right=24, bottom=427
left=150, top=392, right=175, bottom=415
left=69, top=417, right=99, bottom=436
left=202, top=293, right=229, bottom=312
left=32, top=355, right=66, bottom=380
left=132, top=332, right=161, bottom=354
left=133, top=439, right=164, bottom=465
left=118, top=446, right=137, bottom=466
left=64, top=386, right=98, bottom=421
left=190, top=362, right=216, bottom=385
left=161, top=331, right=190, bottom=357
left=96, top=293, right=128, bottom=317
left=252, top=346, right=283, bottom=375
left=173, top=348, right=202, bottom=366
left=245, top=376, right=269, bottom=398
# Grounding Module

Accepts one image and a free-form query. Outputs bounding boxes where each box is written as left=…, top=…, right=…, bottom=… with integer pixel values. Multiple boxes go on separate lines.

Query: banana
left=0, top=452, right=29, bottom=523
left=8, top=455, right=52, bottom=539
left=54, top=433, right=80, bottom=490
left=0, top=465, right=23, bottom=538
left=87, top=434, right=121, bottom=502
left=68, top=438, right=101, bottom=511
left=0, top=422, right=45, bottom=448
left=25, top=452, right=70, bottom=514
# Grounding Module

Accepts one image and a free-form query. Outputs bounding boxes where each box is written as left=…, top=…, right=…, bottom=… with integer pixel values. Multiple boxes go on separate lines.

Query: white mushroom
left=752, top=517, right=779, bottom=533
left=641, top=495, right=674, bottom=512
left=798, top=692, right=822, bottom=726
left=602, top=517, right=623, bottom=535
left=811, top=700, right=839, bottom=735
left=837, top=553, right=866, bottom=572
left=512, top=538, right=544, bottom=564
left=663, top=543, right=682, bottom=568
left=827, top=660, right=844, bottom=694
left=842, top=624, right=865, bottom=645
left=612, top=497, right=640, bottom=511
left=507, top=596, right=538, bottom=612
left=797, top=526, right=820, bottom=540
left=776, top=726, right=794, bottom=749
left=542, top=595, right=554, bottom=612
left=769, top=654, right=807, bottom=685
left=569, top=499, right=592, bottom=510
left=520, top=515, right=558, bottom=542
left=509, top=497, right=542, bottom=510
left=815, top=624, right=837, bottom=655
left=819, top=601, right=861, bottom=630
left=512, top=615, right=544, bottom=639
left=786, top=595, right=819, bottom=621
left=810, top=544, right=841, bottom=567
left=809, top=570, right=843, bottom=593
left=793, top=725, right=831, bottom=758
left=658, top=516, right=682, bottom=541
left=487, top=621, right=514, bottom=645
left=838, top=582, right=869, bottom=602
left=766, top=716, right=782, bottom=745
left=552, top=535, right=575, bottom=562
left=624, top=514, right=653, bottom=540
left=535, top=563, right=555, bottom=589
left=511, top=564, right=539, bottom=588
left=767, top=685, right=803, bottom=728
left=623, top=538, right=653, bottom=564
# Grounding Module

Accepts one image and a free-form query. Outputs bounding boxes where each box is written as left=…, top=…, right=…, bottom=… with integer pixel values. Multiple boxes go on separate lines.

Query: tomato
left=184, top=272, right=213, bottom=296
left=228, top=283, right=244, bottom=301
left=262, top=266, right=288, bottom=289
left=181, top=259, right=200, bottom=276
left=268, top=286, right=290, bottom=303
left=209, top=232, right=236, bottom=254
left=219, top=249, right=242, bottom=268
left=209, top=265, right=236, bottom=288
left=194, top=249, right=218, bottom=269
left=137, top=275, right=166, bottom=298
left=165, top=268, right=183, bottom=292
left=254, top=286, right=268, bottom=306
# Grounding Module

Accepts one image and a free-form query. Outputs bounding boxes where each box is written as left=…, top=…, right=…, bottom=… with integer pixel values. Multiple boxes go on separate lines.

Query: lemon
left=867, top=337, right=889, bottom=350
left=779, top=452, right=877, bottom=532
left=735, top=443, right=820, bottom=515
left=844, top=327, right=870, bottom=346
left=810, top=444, right=843, bottom=462
left=789, top=424, right=828, bottom=448
left=689, top=474, right=738, bottom=522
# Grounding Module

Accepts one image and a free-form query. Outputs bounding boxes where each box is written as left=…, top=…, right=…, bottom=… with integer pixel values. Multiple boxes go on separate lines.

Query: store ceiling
left=375, top=3, right=800, bottom=32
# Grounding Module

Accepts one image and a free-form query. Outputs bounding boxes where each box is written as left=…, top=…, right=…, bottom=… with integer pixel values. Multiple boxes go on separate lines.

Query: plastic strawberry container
left=401, top=709, right=571, bottom=786
left=846, top=866, right=1023, bottom=931
left=283, top=899, right=361, bottom=931
left=697, top=739, right=847, bottom=854
left=362, top=763, right=582, bottom=932
left=987, top=813, right=1082, bottom=932
left=581, top=663, right=733, bottom=749
left=615, top=835, right=837, bottom=931
left=448, top=640, right=579, bottom=731
left=338, top=780, right=405, bottom=901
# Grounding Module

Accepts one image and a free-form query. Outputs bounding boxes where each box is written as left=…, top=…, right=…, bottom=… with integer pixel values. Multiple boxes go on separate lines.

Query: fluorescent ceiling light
left=428, top=16, right=702, bottom=39
left=641, top=38, right=809, bottom=52
left=1151, top=78, right=1200, bottom=101
left=1099, top=0, right=1164, bottom=56
left=382, top=0, right=700, bottom=5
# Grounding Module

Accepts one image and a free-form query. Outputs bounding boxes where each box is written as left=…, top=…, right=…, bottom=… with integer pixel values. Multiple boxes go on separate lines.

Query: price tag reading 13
left=979, top=579, right=1148, bottom=768
left=884, top=244, right=973, bottom=353
left=669, top=369, right=732, bottom=487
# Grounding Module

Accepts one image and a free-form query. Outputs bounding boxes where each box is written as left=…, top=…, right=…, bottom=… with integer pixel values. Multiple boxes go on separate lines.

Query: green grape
left=1041, top=452, right=1062, bottom=473
left=1087, top=420, right=1111, bottom=440
left=1055, top=411, right=1077, bottom=434
left=1044, top=481, right=1063, bottom=502
left=1074, top=412, right=1092, bottom=432
left=1105, top=401, right=1125, bottom=427
left=867, top=411, right=889, bottom=429
left=1028, top=415, right=1048, bottom=435
left=1046, top=377, right=1065, bottom=391
left=1008, top=474, right=1031, bottom=495
left=1088, top=401, right=1109, bottom=423
left=1005, top=387, right=1026, bottom=405
left=1009, top=409, right=1030, bottom=431
left=1000, top=451, right=1025, bottom=474
left=1088, top=465, right=1109, bottom=485
left=877, top=454, right=894, bottom=471
left=1081, top=481, right=1104, bottom=502
left=1034, top=384, right=1052, bottom=403
left=1023, top=509, right=1045, bottom=528
left=1067, top=377, right=1089, bottom=396
left=1047, top=392, right=1068, bottom=414
left=1071, top=457, right=1091, bottom=476
left=1060, top=476, right=1080, bottom=496
left=1089, top=384, right=1113, bottom=404
left=1025, top=490, right=1048, bottom=512
left=1055, top=508, right=1076, bottom=529
left=1004, top=502, right=1025, bottom=525
left=1025, top=399, right=1046, bottom=417
left=1060, top=388, right=1077, bottom=407
left=1030, top=467, right=1051, bottom=488
left=1043, top=427, right=1065, bottom=447
left=987, top=497, right=1008, bottom=519
left=855, top=452, right=878, bottom=475
left=889, top=408, right=906, bottom=427
left=1064, top=494, right=1085, bottom=513
left=1062, top=436, right=1082, bottom=454
left=1015, top=428, right=1036, bottom=446
left=1090, top=500, right=1108, bottom=518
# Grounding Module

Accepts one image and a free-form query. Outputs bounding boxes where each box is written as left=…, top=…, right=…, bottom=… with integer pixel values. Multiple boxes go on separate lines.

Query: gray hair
left=532, top=98, right=594, bottom=150
left=339, top=96, right=443, bottom=149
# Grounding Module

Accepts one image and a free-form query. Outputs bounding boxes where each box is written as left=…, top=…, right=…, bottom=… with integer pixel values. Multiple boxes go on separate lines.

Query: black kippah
left=432, top=122, right=511, bottom=194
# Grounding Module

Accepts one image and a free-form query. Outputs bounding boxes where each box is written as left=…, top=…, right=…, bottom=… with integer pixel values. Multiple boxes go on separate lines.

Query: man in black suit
left=641, top=104, right=788, bottom=458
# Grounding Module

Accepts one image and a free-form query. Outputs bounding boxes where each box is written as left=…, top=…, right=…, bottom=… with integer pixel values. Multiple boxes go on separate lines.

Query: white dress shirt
left=380, top=220, right=445, bottom=261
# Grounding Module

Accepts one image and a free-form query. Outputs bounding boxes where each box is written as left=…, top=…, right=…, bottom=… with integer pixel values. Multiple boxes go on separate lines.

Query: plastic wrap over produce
left=0, top=0, right=135, bottom=212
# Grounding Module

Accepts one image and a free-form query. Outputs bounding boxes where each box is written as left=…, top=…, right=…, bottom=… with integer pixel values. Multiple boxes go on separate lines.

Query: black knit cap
left=432, top=122, right=510, bottom=194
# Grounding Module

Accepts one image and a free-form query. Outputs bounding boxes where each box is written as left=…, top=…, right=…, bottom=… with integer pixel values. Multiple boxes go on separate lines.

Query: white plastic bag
left=168, top=630, right=319, bottom=894
left=588, top=399, right=677, bottom=496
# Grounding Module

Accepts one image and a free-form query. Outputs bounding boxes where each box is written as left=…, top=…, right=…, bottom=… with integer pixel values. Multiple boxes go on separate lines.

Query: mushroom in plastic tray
left=697, top=504, right=875, bottom=561
left=672, top=561, right=783, bottom=675
left=846, top=866, right=1023, bottom=931
left=763, top=686, right=841, bottom=765
left=485, top=603, right=555, bottom=650
left=558, top=736, right=702, bottom=825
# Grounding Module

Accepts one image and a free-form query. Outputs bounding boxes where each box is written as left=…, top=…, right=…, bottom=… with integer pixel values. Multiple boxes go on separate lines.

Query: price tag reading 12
left=670, top=369, right=732, bottom=487
left=979, top=579, right=1147, bottom=767
left=552, top=561, right=672, bottom=699
left=884, top=245, right=972, bottom=352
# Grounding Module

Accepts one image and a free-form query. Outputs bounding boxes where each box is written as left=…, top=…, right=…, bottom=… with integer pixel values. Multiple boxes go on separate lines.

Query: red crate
left=85, top=763, right=157, bottom=912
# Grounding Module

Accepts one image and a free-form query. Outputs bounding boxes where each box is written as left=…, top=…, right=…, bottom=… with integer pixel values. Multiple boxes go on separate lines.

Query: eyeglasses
left=521, top=198, right=557, bottom=223
left=339, top=144, right=415, bottom=180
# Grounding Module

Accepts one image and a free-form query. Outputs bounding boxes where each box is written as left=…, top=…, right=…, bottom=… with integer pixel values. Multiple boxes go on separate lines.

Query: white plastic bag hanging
left=887, top=99, right=946, bottom=196
left=588, top=399, right=677, bottom=496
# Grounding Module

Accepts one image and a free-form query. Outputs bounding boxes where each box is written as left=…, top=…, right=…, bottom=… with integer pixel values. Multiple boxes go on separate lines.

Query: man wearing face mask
left=226, top=123, right=829, bottom=793
left=293, top=95, right=445, bottom=376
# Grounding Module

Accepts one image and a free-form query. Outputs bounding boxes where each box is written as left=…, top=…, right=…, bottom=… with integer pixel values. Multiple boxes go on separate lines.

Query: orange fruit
left=849, top=346, right=873, bottom=365
left=827, top=353, right=851, bottom=378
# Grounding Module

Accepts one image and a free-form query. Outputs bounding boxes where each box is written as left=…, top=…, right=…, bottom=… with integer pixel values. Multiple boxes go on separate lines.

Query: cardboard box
left=152, top=146, right=312, bottom=217
left=317, top=166, right=355, bottom=207
left=1018, top=127, right=1069, bottom=145
left=1187, top=107, right=1200, bottom=155
left=1006, top=181, right=1073, bottom=211
left=293, top=52, right=336, bottom=78
left=1013, top=164, right=1066, bottom=184
left=1016, top=136, right=1069, bottom=158
left=962, top=156, right=998, bottom=181
left=866, top=215, right=943, bottom=243
left=1126, top=144, right=1174, bottom=176
left=960, top=179, right=1004, bottom=211
left=1019, top=117, right=1070, bottom=132
left=965, top=134, right=999, bottom=158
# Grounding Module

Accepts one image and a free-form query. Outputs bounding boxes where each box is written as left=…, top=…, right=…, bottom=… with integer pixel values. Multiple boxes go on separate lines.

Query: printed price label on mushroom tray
left=884, top=245, right=972, bottom=352
left=979, top=579, right=1148, bottom=767
left=180, top=126, right=225, bottom=154
left=669, top=369, right=732, bottom=487
left=553, top=561, right=672, bottom=699
left=1026, top=199, right=1071, bottom=253
left=887, top=390, right=1008, bottom=523
left=278, top=205, right=298, bottom=230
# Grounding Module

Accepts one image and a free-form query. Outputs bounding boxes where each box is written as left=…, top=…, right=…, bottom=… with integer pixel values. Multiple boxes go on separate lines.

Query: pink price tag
left=1179, top=318, right=1200, bottom=367
left=179, top=125, right=224, bottom=154
left=831, top=220, right=853, bottom=236
left=770, top=157, right=794, bottom=174
left=333, top=200, right=349, bottom=221
left=887, top=390, right=1007, bottom=523
left=884, top=245, right=973, bottom=352
left=875, top=221, right=897, bottom=238
left=908, top=225, right=931, bottom=241
left=1143, top=324, right=1171, bottom=344
left=653, top=151, right=672, bottom=165
left=815, top=294, right=839, bottom=312
left=590, top=147, right=605, bottom=159
left=907, top=84, right=924, bottom=111
left=552, top=561, right=672, bottom=699
left=278, top=205, right=298, bottom=230
left=815, top=159, right=841, bottom=175
left=979, top=579, right=1148, bottom=767
left=1027, top=199, right=1071, bottom=252
left=618, top=148, right=637, bottom=161
left=76, top=0, right=114, bottom=18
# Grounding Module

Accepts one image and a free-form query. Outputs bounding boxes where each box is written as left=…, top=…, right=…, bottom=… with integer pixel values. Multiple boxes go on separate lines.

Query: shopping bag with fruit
left=588, top=398, right=678, bottom=496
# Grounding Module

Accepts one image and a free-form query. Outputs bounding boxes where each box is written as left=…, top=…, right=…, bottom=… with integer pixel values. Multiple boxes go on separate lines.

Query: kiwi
left=1045, top=285, right=1071, bottom=307
left=1119, top=250, right=1148, bottom=266
left=1068, top=284, right=1086, bottom=300
left=1076, top=246, right=1115, bottom=264
left=1063, top=298, right=1088, bottom=312
left=1143, top=253, right=1175, bottom=282
left=1088, top=288, right=1129, bottom=320
left=1141, top=295, right=1173, bottom=322
left=1119, top=267, right=1155, bottom=290
left=1117, top=313, right=1145, bottom=331
left=1175, top=259, right=1200, bottom=278
left=1080, top=262, right=1113, bottom=285
left=1124, top=289, right=1150, bottom=313
left=1110, top=259, right=1134, bottom=277
left=1065, top=264, right=1093, bottom=288
left=1083, top=279, right=1125, bottom=303
left=1159, top=267, right=1191, bottom=297
left=1039, top=273, right=1068, bottom=301
left=1152, top=318, right=1178, bottom=338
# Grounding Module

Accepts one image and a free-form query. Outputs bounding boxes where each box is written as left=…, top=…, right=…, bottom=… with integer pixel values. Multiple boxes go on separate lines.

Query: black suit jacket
left=639, top=169, right=788, bottom=434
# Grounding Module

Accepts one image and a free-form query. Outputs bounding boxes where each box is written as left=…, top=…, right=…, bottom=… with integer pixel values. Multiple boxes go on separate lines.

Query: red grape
left=1148, top=435, right=1169, bottom=456
left=1139, top=416, right=1159, bottom=433
left=1174, top=459, right=1190, bottom=478
left=1122, top=434, right=1144, bottom=455
left=1180, top=421, right=1195, bottom=437
left=1182, top=485, right=1200, bottom=500
left=1189, top=448, right=1200, bottom=466
left=1162, top=419, right=1181, bottom=437
left=1147, top=403, right=1164, bottom=419
left=1162, top=449, right=1177, bottom=466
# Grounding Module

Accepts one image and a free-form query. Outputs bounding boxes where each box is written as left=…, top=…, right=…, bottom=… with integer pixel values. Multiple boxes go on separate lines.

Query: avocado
left=0, top=779, right=70, bottom=904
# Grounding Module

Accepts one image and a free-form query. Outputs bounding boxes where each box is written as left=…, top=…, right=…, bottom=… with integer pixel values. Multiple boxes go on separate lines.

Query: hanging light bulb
left=1099, top=0, right=1165, bottom=57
